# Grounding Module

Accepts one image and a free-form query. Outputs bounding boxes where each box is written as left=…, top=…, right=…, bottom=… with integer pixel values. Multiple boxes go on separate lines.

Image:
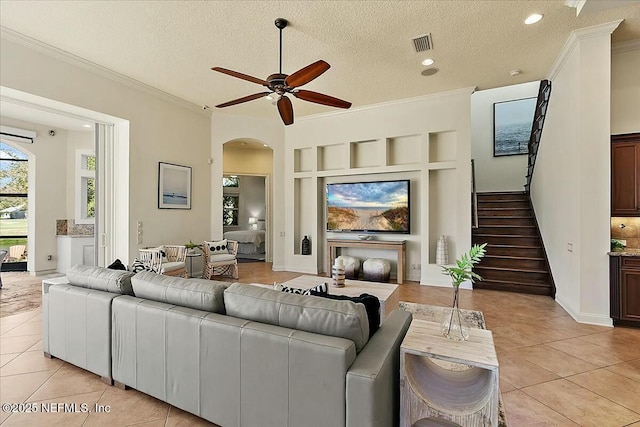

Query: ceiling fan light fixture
left=211, top=18, right=351, bottom=125
left=525, top=13, right=543, bottom=25
left=421, top=58, right=435, bottom=66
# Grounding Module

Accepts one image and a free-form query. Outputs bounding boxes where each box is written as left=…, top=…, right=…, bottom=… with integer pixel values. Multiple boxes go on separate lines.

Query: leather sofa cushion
left=224, top=283, right=370, bottom=352
left=66, top=265, right=135, bottom=295
left=132, top=271, right=229, bottom=313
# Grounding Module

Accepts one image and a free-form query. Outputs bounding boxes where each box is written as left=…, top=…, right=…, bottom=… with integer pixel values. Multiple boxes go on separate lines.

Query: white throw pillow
left=205, top=239, right=229, bottom=255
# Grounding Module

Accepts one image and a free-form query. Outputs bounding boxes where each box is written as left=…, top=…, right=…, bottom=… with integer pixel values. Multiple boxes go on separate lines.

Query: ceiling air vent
left=412, top=33, right=433, bottom=53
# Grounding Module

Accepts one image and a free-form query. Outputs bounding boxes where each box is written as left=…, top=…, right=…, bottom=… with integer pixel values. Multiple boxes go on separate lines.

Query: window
left=223, top=175, right=240, bottom=226
left=76, top=150, right=96, bottom=224
left=0, top=142, right=28, bottom=268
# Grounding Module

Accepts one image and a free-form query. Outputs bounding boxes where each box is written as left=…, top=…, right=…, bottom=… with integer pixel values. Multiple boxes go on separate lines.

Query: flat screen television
left=326, top=180, right=410, bottom=233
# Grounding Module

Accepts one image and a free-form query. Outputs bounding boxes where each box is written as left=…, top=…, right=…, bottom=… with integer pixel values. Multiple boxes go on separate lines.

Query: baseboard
left=271, top=264, right=285, bottom=272
left=555, top=298, right=613, bottom=327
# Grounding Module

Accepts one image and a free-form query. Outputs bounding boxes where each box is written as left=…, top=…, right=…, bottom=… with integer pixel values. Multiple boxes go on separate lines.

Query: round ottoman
left=363, top=258, right=391, bottom=282
left=336, top=255, right=361, bottom=280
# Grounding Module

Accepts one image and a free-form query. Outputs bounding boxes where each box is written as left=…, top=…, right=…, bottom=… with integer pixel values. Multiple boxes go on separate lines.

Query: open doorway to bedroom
left=222, top=139, right=273, bottom=262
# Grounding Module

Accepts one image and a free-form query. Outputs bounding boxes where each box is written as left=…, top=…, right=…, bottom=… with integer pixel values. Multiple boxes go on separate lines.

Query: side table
left=400, top=319, right=499, bottom=427
left=186, top=252, right=202, bottom=278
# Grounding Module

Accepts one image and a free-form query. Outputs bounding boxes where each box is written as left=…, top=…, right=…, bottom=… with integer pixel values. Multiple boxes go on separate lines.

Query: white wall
left=211, top=113, right=284, bottom=267
left=1, top=35, right=212, bottom=266
left=285, top=88, right=474, bottom=285
left=471, top=82, right=539, bottom=192
left=531, top=22, right=621, bottom=326
left=0, top=118, right=68, bottom=273
left=611, top=43, right=640, bottom=134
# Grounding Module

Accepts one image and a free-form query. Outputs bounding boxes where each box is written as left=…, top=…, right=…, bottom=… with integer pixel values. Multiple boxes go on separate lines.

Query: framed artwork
left=493, top=97, right=536, bottom=157
left=158, top=162, right=191, bottom=209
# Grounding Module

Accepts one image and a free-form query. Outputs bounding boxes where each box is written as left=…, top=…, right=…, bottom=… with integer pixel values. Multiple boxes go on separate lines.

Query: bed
left=223, top=230, right=266, bottom=256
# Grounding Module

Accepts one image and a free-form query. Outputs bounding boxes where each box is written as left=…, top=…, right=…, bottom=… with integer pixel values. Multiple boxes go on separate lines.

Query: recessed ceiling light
left=265, top=94, right=274, bottom=101
left=82, top=124, right=92, bottom=128
left=510, top=69, right=522, bottom=76
left=525, top=13, right=543, bottom=25
left=421, top=58, right=435, bottom=67
left=263, top=144, right=268, bottom=147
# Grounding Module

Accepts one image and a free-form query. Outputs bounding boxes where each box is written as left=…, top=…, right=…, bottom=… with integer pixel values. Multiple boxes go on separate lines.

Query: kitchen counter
left=609, top=249, right=640, bottom=256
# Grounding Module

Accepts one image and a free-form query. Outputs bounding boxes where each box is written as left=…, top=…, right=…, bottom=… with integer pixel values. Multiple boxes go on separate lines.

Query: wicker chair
left=202, top=240, right=238, bottom=280
left=139, top=245, right=188, bottom=278
left=8, top=245, right=26, bottom=262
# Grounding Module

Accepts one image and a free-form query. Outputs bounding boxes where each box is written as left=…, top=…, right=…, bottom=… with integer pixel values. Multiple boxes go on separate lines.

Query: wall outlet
left=137, top=231, right=143, bottom=244
left=567, top=243, right=573, bottom=253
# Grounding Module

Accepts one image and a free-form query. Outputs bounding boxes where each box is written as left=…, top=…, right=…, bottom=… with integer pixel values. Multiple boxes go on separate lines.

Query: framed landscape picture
left=158, top=162, right=191, bottom=209
left=493, top=97, right=536, bottom=157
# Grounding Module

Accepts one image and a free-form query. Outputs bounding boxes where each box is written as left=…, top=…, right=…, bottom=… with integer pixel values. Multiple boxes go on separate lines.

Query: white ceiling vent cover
left=412, top=33, right=433, bottom=52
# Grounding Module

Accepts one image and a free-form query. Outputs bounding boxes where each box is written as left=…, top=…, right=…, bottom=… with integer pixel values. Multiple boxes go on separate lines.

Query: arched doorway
left=222, top=139, right=274, bottom=262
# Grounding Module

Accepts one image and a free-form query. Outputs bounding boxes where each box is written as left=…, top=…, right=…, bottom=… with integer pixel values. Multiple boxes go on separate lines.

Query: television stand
left=326, top=238, right=406, bottom=284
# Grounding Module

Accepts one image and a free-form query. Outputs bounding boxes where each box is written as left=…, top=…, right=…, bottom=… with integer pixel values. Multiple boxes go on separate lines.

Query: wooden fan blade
left=285, top=60, right=330, bottom=88
left=277, top=96, right=294, bottom=125
left=293, top=90, right=352, bottom=109
left=215, top=92, right=273, bottom=108
left=211, top=67, right=269, bottom=86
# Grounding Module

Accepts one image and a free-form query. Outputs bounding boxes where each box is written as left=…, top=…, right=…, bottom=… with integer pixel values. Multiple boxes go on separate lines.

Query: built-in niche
left=350, top=139, right=380, bottom=169
left=387, top=135, right=421, bottom=166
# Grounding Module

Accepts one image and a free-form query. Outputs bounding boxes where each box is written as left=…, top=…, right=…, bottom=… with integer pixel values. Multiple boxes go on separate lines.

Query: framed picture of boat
left=158, top=162, right=191, bottom=209
left=493, top=97, right=536, bottom=157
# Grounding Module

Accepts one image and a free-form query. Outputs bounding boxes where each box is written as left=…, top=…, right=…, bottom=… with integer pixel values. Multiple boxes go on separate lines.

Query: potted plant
left=185, top=240, right=201, bottom=254
left=440, top=243, right=487, bottom=341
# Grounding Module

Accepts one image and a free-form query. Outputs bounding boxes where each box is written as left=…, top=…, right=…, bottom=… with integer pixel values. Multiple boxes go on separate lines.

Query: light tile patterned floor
left=1, top=266, right=640, bottom=426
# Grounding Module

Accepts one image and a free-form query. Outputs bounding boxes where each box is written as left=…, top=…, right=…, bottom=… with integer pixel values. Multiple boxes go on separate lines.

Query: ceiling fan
left=212, top=18, right=352, bottom=125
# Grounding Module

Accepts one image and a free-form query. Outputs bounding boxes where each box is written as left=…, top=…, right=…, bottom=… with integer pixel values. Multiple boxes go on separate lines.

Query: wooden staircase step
left=474, top=279, right=552, bottom=296
left=473, top=234, right=541, bottom=246
left=478, top=216, right=535, bottom=226
left=476, top=208, right=532, bottom=217
left=474, top=226, right=538, bottom=236
left=477, top=200, right=530, bottom=209
left=479, top=255, right=546, bottom=270
left=477, top=192, right=528, bottom=201
left=481, top=244, right=544, bottom=258
left=474, top=266, right=549, bottom=283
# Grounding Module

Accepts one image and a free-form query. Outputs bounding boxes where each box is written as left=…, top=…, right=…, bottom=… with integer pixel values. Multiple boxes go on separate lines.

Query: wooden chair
left=8, top=245, right=26, bottom=262
left=203, top=240, right=238, bottom=280
left=139, top=245, right=188, bottom=277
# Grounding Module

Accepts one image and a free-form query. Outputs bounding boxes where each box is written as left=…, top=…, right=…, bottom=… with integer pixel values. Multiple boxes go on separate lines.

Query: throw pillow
left=205, top=239, right=229, bottom=255
left=309, top=291, right=380, bottom=338
left=107, top=258, right=127, bottom=270
left=281, top=283, right=328, bottom=295
left=152, top=245, right=168, bottom=261
left=130, top=258, right=159, bottom=274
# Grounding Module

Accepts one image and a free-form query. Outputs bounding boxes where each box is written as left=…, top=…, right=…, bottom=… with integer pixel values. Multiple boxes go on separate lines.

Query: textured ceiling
left=1, top=1, right=639, bottom=122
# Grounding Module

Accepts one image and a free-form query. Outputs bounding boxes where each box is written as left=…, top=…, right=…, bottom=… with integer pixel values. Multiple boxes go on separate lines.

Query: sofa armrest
left=41, top=277, right=70, bottom=354
left=346, top=309, right=412, bottom=427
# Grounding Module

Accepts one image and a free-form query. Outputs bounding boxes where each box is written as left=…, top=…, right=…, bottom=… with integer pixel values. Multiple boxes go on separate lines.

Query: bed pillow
left=205, top=239, right=229, bottom=255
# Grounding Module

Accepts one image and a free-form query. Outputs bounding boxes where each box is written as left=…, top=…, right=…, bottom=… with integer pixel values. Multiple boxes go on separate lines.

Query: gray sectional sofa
left=42, top=265, right=412, bottom=427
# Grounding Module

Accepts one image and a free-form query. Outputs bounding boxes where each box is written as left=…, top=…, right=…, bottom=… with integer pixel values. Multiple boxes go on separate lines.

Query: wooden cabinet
left=611, top=133, right=640, bottom=216
left=610, top=256, right=640, bottom=328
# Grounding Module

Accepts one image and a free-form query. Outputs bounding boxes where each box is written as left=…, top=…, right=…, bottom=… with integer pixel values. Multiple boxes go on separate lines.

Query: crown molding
left=297, top=86, right=476, bottom=123
left=547, top=20, right=623, bottom=81
left=612, top=39, right=640, bottom=53
left=0, top=26, right=208, bottom=116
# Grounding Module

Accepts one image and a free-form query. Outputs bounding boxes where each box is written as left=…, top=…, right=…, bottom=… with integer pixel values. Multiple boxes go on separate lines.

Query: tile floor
left=1, top=265, right=640, bottom=426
